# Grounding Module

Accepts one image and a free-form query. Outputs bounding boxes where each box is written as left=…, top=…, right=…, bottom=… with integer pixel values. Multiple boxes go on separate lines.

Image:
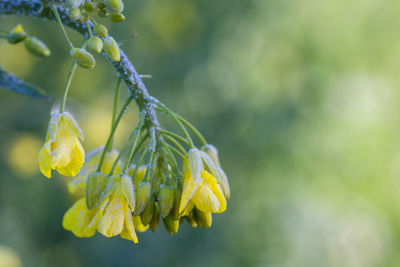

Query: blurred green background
left=2, top=0, right=400, bottom=266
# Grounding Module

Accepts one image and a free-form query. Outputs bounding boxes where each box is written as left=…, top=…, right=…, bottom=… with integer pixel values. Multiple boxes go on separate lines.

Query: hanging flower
left=38, top=111, right=85, bottom=178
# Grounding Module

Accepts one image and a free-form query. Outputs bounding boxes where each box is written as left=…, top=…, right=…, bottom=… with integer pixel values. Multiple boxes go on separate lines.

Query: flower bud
left=134, top=182, right=151, bottom=215
left=87, top=36, right=103, bottom=54
left=24, top=36, right=51, bottom=57
left=103, top=37, right=120, bottom=62
left=93, top=24, right=108, bottom=38
left=150, top=204, right=160, bottom=232
left=110, top=13, right=125, bottom=23
left=141, top=197, right=155, bottom=225
left=83, top=1, right=95, bottom=12
left=157, top=185, right=175, bottom=218
left=104, top=0, right=124, bottom=13
left=194, top=209, right=212, bottom=228
left=68, top=8, right=81, bottom=20
left=86, top=172, right=108, bottom=209
left=7, top=24, right=26, bottom=44
left=97, top=8, right=109, bottom=17
left=186, top=213, right=198, bottom=228
left=66, top=0, right=84, bottom=8
left=70, top=48, right=95, bottom=69
left=162, top=217, right=179, bottom=235
left=201, top=144, right=220, bottom=166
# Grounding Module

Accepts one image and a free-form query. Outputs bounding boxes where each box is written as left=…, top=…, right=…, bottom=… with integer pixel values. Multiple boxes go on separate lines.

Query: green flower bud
left=97, top=8, right=109, bottom=18
left=104, top=0, right=124, bottom=13
left=24, top=36, right=51, bottom=57
left=94, top=24, right=108, bottom=38
left=186, top=212, right=198, bottom=228
left=110, top=13, right=125, bottom=23
left=83, top=1, right=95, bottom=12
left=201, top=144, right=220, bottom=166
left=66, top=0, right=84, bottom=8
left=157, top=185, right=175, bottom=218
left=141, top=198, right=155, bottom=225
left=150, top=203, right=160, bottom=232
left=194, top=209, right=212, bottom=228
left=103, top=36, right=120, bottom=62
left=162, top=217, right=179, bottom=235
left=70, top=48, right=95, bottom=69
left=68, top=8, right=81, bottom=20
left=7, top=24, right=26, bottom=44
left=87, top=36, right=103, bottom=54
left=134, top=182, right=151, bottom=215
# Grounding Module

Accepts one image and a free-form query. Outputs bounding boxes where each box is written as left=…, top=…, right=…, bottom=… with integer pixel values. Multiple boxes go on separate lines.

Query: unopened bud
left=83, top=1, right=95, bottom=12
left=219, top=169, right=230, bottom=200
left=70, top=48, right=95, bottom=69
left=104, top=0, right=124, bottom=13
left=68, top=8, right=81, bottom=20
left=66, top=0, right=84, bottom=8
left=150, top=203, right=160, bottom=232
left=103, top=36, right=120, bottom=62
left=87, top=36, right=103, bottom=53
left=201, top=144, right=220, bottom=166
left=157, top=185, right=175, bottom=218
left=163, top=216, right=179, bottom=235
left=194, top=209, right=212, bottom=228
left=7, top=24, right=26, bottom=44
left=24, top=36, right=51, bottom=57
left=141, top=198, right=155, bottom=225
left=186, top=214, right=198, bottom=228
left=93, top=24, right=108, bottom=38
left=110, top=13, right=125, bottom=23
left=134, top=182, right=151, bottom=215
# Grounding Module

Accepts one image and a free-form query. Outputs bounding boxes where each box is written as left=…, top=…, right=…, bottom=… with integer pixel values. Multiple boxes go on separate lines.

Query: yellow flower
left=67, top=147, right=121, bottom=194
left=179, top=148, right=227, bottom=214
left=39, top=111, right=85, bottom=178
left=63, top=174, right=139, bottom=243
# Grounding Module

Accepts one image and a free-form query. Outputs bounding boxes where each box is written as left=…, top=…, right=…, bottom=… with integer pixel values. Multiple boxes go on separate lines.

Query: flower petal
left=97, top=196, right=125, bottom=237
left=38, top=144, right=52, bottom=178
left=57, top=139, right=85, bottom=177
left=62, top=198, right=98, bottom=237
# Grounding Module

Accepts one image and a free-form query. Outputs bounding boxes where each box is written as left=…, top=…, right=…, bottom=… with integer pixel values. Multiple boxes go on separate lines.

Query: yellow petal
left=192, top=181, right=220, bottom=213
left=50, top=130, right=74, bottom=169
left=201, top=170, right=226, bottom=213
left=38, top=144, right=52, bottom=178
left=178, top=176, right=197, bottom=213
left=97, top=196, right=125, bottom=237
left=61, top=111, right=84, bottom=140
left=132, top=215, right=149, bottom=232
left=120, top=206, right=139, bottom=243
left=62, top=198, right=98, bottom=237
left=57, top=139, right=85, bottom=177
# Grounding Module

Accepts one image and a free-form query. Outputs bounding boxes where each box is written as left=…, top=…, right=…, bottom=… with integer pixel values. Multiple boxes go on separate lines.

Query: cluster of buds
left=34, top=1, right=229, bottom=244
left=5, top=24, right=51, bottom=57
left=64, top=0, right=125, bottom=23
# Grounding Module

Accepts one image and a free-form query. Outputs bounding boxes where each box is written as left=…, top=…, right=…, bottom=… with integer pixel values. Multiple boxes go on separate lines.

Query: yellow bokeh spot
left=0, top=245, right=22, bottom=267
left=8, top=134, right=42, bottom=178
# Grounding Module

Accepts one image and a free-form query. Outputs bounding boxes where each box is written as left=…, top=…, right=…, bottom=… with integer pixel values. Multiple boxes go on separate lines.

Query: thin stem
left=97, top=95, right=134, bottom=172
left=124, top=113, right=146, bottom=170
left=163, top=135, right=187, bottom=155
left=162, top=141, right=184, bottom=159
left=60, top=62, right=77, bottom=113
left=160, top=129, right=190, bottom=146
left=156, top=104, right=194, bottom=148
left=177, top=114, right=207, bottom=146
left=85, top=20, right=94, bottom=38
left=111, top=77, right=122, bottom=129
left=51, top=4, right=74, bottom=49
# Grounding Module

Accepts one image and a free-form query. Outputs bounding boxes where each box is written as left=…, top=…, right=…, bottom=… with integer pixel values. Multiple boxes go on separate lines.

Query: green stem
left=162, top=141, right=184, bottom=159
left=156, top=104, right=194, bottom=148
left=51, top=4, right=74, bottom=49
left=177, top=114, right=207, bottom=146
left=96, top=95, right=134, bottom=172
left=85, top=20, right=94, bottom=38
left=111, top=78, right=122, bottom=129
left=123, top=113, right=146, bottom=170
left=160, top=129, right=189, bottom=146
left=60, top=62, right=77, bottom=113
left=163, top=135, right=187, bottom=155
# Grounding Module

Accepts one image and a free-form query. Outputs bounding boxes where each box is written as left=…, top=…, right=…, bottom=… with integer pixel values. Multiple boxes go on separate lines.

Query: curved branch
left=0, top=0, right=160, bottom=143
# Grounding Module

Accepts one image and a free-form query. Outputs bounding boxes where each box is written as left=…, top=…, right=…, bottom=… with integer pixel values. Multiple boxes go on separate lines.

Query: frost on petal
left=62, top=198, right=98, bottom=238
left=47, top=112, right=62, bottom=143
left=50, top=131, right=74, bottom=169
left=62, top=111, right=84, bottom=140
left=97, top=196, right=125, bottom=237
left=200, top=170, right=226, bottom=213
left=38, top=144, right=52, bottom=178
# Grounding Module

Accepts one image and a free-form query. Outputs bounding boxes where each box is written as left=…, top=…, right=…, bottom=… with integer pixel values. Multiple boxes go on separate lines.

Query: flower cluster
left=33, top=0, right=230, bottom=245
